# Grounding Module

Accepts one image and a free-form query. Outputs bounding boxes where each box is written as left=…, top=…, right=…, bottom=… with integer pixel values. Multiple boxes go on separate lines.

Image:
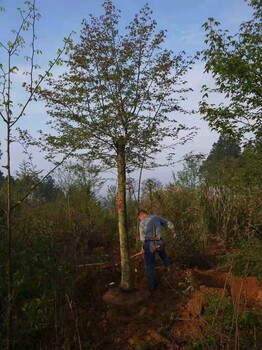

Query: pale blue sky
left=1, top=0, right=252, bottom=57
left=0, top=0, right=253, bottom=186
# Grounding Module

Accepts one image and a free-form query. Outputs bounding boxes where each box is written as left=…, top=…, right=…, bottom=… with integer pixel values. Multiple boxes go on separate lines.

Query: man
left=138, top=209, right=177, bottom=293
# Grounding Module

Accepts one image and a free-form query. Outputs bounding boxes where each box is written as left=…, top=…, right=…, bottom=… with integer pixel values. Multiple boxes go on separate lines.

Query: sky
left=0, top=0, right=253, bottom=190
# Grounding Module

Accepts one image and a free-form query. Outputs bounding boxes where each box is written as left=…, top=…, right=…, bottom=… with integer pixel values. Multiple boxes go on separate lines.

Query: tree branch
left=10, top=34, right=72, bottom=128
left=11, top=149, right=74, bottom=210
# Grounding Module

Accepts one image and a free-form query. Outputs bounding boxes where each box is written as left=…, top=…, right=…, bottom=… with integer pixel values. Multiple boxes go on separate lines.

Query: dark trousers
left=143, top=240, right=171, bottom=291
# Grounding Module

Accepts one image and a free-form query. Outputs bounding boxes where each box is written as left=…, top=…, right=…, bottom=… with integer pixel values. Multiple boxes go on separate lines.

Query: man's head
left=138, top=209, right=148, bottom=220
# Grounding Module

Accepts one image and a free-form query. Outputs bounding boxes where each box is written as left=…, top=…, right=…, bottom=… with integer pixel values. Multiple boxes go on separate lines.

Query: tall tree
left=233, top=138, right=262, bottom=190
left=141, top=178, right=163, bottom=206
left=40, top=0, right=195, bottom=290
left=0, top=3, right=42, bottom=346
left=0, top=1, right=70, bottom=347
left=200, top=0, right=262, bottom=142
left=200, top=134, right=241, bottom=185
left=174, top=153, right=204, bottom=190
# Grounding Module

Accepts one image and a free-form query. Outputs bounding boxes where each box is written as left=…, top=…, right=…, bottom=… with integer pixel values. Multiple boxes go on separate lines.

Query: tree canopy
left=200, top=0, right=262, bottom=143
left=199, top=135, right=241, bottom=186
left=41, top=0, right=195, bottom=170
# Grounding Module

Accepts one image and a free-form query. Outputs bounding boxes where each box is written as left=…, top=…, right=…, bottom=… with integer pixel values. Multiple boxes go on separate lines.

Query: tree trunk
left=7, top=139, right=12, bottom=350
left=6, top=53, right=13, bottom=350
left=116, top=141, right=134, bottom=291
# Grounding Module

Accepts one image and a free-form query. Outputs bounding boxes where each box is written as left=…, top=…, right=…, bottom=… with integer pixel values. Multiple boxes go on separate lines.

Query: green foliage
left=190, top=293, right=262, bottom=350
left=200, top=135, right=241, bottom=187
left=196, top=134, right=262, bottom=247
left=200, top=1, right=262, bottom=142
left=200, top=188, right=239, bottom=239
left=0, top=232, right=74, bottom=349
left=174, top=153, right=205, bottom=190
left=233, top=141, right=262, bottom=191
left=200, top=135, right=262, bottom=193
left=221, top=237, right=262, bottom=282
left=14, top=160, right=62, bottom=203
left=239, top=309, right=261, bottom=329
left=200, top=185, right=262, bottom=241
left=0, top=158, right=124, bottom=347
left=135, top=341, right=152, bottom=350
left=205, top=294, right=233, bottom=331
left=141, top=178, right=163, bottom=210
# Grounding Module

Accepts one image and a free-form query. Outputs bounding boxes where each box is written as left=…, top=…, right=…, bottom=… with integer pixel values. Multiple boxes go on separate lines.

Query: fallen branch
left=78, top=261, right=112, bottom=268
left=114, top=251, right=143, bottom=266
left=78, top=237, right=177, bottom=268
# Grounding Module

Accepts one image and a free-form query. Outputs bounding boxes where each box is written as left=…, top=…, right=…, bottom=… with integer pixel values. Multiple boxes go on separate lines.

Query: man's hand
left=140, top=247, right=145, bottom=254
left=173, top=232, right=177, bottom=238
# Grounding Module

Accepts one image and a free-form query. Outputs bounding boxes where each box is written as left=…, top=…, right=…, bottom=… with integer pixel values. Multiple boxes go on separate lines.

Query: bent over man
left=138, top=210, right=177, bottom=293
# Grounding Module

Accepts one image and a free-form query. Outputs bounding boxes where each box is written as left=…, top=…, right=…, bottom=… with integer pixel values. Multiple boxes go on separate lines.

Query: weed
left=135, top=341, right=152, bottom=350
left=189, top=293, right=262, bottom=349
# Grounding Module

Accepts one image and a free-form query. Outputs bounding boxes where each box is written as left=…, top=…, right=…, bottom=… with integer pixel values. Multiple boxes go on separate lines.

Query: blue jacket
left=139, top=215, right=174, bottom=242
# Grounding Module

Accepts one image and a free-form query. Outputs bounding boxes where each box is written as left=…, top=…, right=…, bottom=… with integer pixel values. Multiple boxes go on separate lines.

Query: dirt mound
left=103, top=286, right=150, bottom=306
left=191, top=269, right=262, bottom=308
